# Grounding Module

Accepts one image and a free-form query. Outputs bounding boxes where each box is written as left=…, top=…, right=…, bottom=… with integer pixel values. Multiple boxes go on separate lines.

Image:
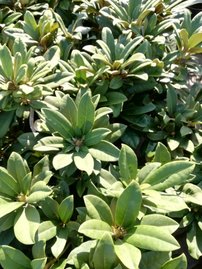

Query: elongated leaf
left=0, top=246, right=31, bottom=269
left=0, top=200, right=24, bottom=218
left=84, top=128, right=111, bottom=146
left=58, top=195, right=74, bottom=224
left=77, top=92, right=95, bottom=134
left=140, top=251, right=170, bottom=269
left=115, top=241, right=141, bottom=269
left=34, top=136, right=64, bottom=152
left=161, top=254, right=187, bottom=269
left=14, top=206, right=40, bottom=245
left=187, top=222, right=202, bottom=259
left=84, top=195, right=113, bottom=225
left=142, top=161, right=195, bottom=191
left=37, top=221, right=57, bottom=241
left=125, top=225, right=180, bottom=251
left=51, top=227, right=68, bottom=258
left=188, top=32, right=202, bottom=48
left=179, top=29, right=189, bottom=51
left=53, top=153, right=73, bottom=170
left=31, top=258, right=47, bottom=269
left=92, top=233, right=116, bottom=269
left=0, top=45, right=13, bottom=78
left=60, top=95, right=78, bottom=126
left=7, top=152, right=30, bottom=190
left=119, top=144, right=138, bottom=185
left=0, top=167, right=19, bottom=197
left=0, top=111, right=14, bottom=138
left=141, top=214, right=179, bottom=234
left=153, top=142, right=171, bottom=164
left=89, top=141, right=119, bottom=162
left=167, top=87, right=177, bottom=115
left=115, top=181, right=142, bottom=229
left=102, top=27, right=115, bottom=61
left=73, top=151, right=94, bottom=175
left=42, top=109, right=73, bottom=139
left=26, top=181, right=52, bottom=203
left=78, top=219, right=113, bottom=240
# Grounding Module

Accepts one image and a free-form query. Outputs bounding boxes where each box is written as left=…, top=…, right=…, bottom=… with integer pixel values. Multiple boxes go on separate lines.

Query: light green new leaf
left=42, top=109, right=73, bottom=140
left=93, top=233, right=117, bottom=269
left=26, top=181, right=52, bottom=203
left=161, top=254, right=187, bottom=269
left=77, top=92, right=95, bottom=134
left=74, top=151, right=94, bottom=175
left=0, top=45, right=13, bottom=78
left=0, top=246, right=31, bottom=269
left=141, top=214, right=179, bottom=234
left=115, top=181, right=142, bottom=229
left=115, top=241, right=141, bottom=269
left=188, top=32, right=202, bottom=49
left=125, top=225, right=180, bottom=251
left=53, top=153, right=73, bottom=170
left=119, top=144, right=138, bottom=185
left=0, top=167, right=19, bottom=197
left=58, top=195, right=74, bottom=224
left=31, top=258, right=47, bottom=269
left=84, top=195, right=113, bottom=225
left=89, top=141, right=119, bottom=162
left=37, top=221, right=57, bottom=242
left=7, top=152, right=30, bottom=190
left=78, top=219, right=113, bottom=240
left=0, top=200, right=24, bottom=218
left=142, top=161, right=195, bottom=191
left=14, top=206, right=40, bottom=245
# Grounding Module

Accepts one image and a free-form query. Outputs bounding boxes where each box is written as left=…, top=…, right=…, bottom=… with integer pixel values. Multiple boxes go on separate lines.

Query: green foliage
left=1, top=0, right=202, bottom=268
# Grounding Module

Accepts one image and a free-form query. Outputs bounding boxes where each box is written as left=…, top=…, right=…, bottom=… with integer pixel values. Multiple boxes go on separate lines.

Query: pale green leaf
left=161, top=254, right=187, bottom=269
left=37, top=221, right=57, bottom=241
left=53, top=153, right=73, bottom=170
left=73, top=151, right=94, bottom=175
left=89, top=141, right=119, bottom=162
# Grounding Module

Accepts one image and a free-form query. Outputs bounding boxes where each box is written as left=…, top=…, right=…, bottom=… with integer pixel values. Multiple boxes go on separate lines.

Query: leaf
left=125, top=225, right=180, bottom=251
left=77, top=92, right=95, bottom=134
left=115, top=181, right=142, bottom=229
left=26, top=182, right=52, bottom=203
left=84, top=128, right=111, bottom=146
left=53, top=153, right=73, bottom=170
left=51, top=228, right=68, bottom=258
left=32, top=241, right=46, bottom=259
left=58, top=195, right=74, bottom=224
left=34, top=136, right=64, bottom=152
left=0, top=246, right=31, bottom=269
left=187, top=222, right=202, bottom=259
left=140, top=251, right=170, bottom=269
left=92, top=233, right=117, bottom=269
left=0, top=167, right=19, bottom=197
left=114, top=241, right=141, bottom=269
left=31, top=258, right=47, bottom=269
left=161, top=254, right=187, bottom=269
left=37, top=221, right=57, bottom=242
left=7, top=152, right=30, bottom=190
left=142, top=161, right=195, bottom=191
left=0, top=111, right=14, bottom=138
left=60, top=95, right=78, bottom=126
left=0, top=200, right=24, bottom=218
left=84, top=195, right=113, bottom=225
left=188, top=32, right=202, bottom=49
left=119, top=144, right=138, bottom=185
left=14, top=206, right=40, bottom=245
left=0, top=45, right=13, bottom=78
left=78, top=219, right=112, bottom=240
left=89, top=141, right=119, bottom=162
left=141, top=214, right=179, bottom=234
left=102, top=27, right=115, bottom=61
left=73, top=151, right=94, bottom=175
left=167, top=87, right=177, bottom=115
left=153, top=142, right=171, bottom=164
left=42, top=109, right=73, bottom=140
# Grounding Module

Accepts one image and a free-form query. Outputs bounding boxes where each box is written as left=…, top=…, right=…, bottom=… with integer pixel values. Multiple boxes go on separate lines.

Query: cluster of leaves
left=1, top=0, right=202, bottom=268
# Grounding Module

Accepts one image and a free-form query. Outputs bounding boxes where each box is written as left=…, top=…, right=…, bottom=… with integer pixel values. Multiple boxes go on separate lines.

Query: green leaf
left=142, top=161, right=195, bottom=191
left=74, top=151, right=94, bottom=175
left=125, top=225, right=180, bottom=251
left=34, top=136, right=64, bottom=152
left=32, top=241, right=46, bottom=259
left=167, top=86, right=177, bottom=115
left=92, top=233, right=117, bottom=269
left=84, top=128, right=111, bottom=146
left=0, top=111, right=14, bottom=138
left=7, top=152, right=30, bottom=190
left=0, top=45, right=13, bottom=78
left=0, top=246, right=31, bottom=269
left=102, top=27, right=115, bottom=61
left=119, top=144, right=138, bottom=185
left=0, top=167, right=19, bottom=197
left=114, top=241, right=141, bottom=269
left=51, top=228, right=68, bottom=258
left=115, top=181, right=142, bottom=229
left=89, top=141, right=119, bottom=162
left=42, top=109, right=73, bottom=140
left=153, top=142, right=171, bottom=164
left=84, top=195, right=113, bottom=225
left=0, top=200, right=24, bottom=218
left=161, top=254, right=187, bottom=269
left=58, top=195, right=74, bottom=224
left=37, top=221, right=57, bottom=242
left=26, top=182, right=52, bottom=203
left=188, top=32, right=202, bottom=48
left=53, top=153, right=73, bottom=170
left=141, top=214, right=179, bottom=234
left=140, top=251, right=170, bottom=269
left=77, top=92, right=95, bottom=134
left=14, top=205, right=40, bottom=245
left=78, top=219, right=112, bottom=240
left=31, top=258, right=47, bottom=269
left=187, top=222, right=202, bottom=259
left=60, top=95, right=78, bottom=126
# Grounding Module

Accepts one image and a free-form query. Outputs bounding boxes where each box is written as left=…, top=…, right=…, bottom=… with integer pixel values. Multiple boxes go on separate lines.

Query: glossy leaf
left=58, top=195, right=74, bottom=224
left=161, top=254, right=187, bottom=269
left=0, top=167, right=19, bottom=197
left=37, top=221, right=57, bottom=242
left=153, top=142, right=171, bottom=164
left=51, top=228, right=68, bottom=258
left=73, top=151, right=94, bottom=175
left=0, top=200, right=24, bottom=218
left=53, top=153, right=73, bottom=170
left=89, top=141, right=119, bottom=162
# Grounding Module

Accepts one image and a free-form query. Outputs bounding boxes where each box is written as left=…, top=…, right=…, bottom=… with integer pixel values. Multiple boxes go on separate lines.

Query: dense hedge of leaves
left=1, top=0, right=202, bottom=268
